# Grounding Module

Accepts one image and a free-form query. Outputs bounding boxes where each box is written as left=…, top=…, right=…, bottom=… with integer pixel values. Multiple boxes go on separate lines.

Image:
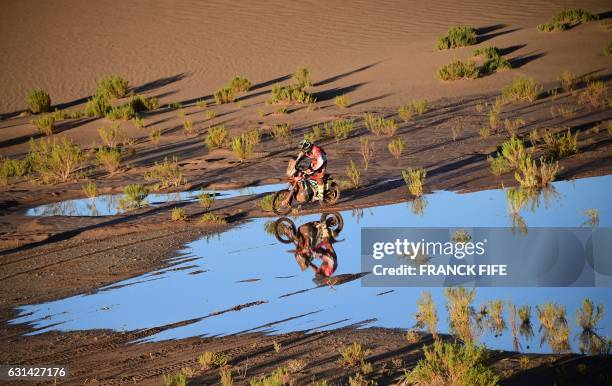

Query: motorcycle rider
left=296, top=139, right=327, bottom=200
left=292, top=219, right=338, bottom=277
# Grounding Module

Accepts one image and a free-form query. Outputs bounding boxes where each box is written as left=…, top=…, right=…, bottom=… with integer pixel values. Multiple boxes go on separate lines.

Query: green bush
left=339, top=342, right=370, bottom=368
left=537, top=302, right=570, bottom=353
left=30, top=114, right=56, bottom=135
left=198, top=190, right=215, bottom=209
left=98, top=123, right=126, bottom=148
left=199, top=213, right=227, bottom=225
left=542, top=128, right=578, bottom=160
left=129, top=94, right=159, bottom=111
left=82, top=181, right=97, bottom=198
left=119, top=184, right=149, bottom=210
left=144, top=157, right=186, bottom=188
left=271, top=123, right=291, bottom=141
left=205, top=126, right=228, bottom=150
left=105, top=104, right=135, bottom=121
left=437, top=60, right=479, bottom=81
left=346, top=160, right=361, bottom=188
left=292, top=66, right=312, bottom=88
left=388, top=138, right=405, bottom=159
left=334, top=94, right=350, bottom=108
left=28, top=89, right=52, bottom=113
left=96, top=147, right=121, bottom=175
left=332, top=119, right=354, bottom=141
left=28, top=137, right=84, bottom=184
left=214, top=87, right=236, bottom=104
left=576, top=298, right=607, bottom=355
left=538, top=9, right=597, bottom=32
left=198, top=351, right=228, bottom=369
left=0, top=157, right=32, bottom=185
left=402, top=168, right=426, bottom=196
left=405, top=340, right=500, bottom=386
left=249, top=367, right=292, bottom=386
left=259, top=194, right=275, bottom=212
left=230, top=133, right=254, bottom=161
left=473, top=46, right=511, bottom=75
left=85, top=93, right=111, bottom=117
left=444, top=287, right=476, bottom=342
left=268, top=84, right=315, bottom=105
left=96, top=75, right=129, bottom=99
left=436, top=26, right=477, bottom=50
left=229, top=76, right=252, bottom=92
left=398, top=105, right=414, bottom=123
left=363, top=113, right=396, bottom=136
left=501, top=77, right=541, bottom=103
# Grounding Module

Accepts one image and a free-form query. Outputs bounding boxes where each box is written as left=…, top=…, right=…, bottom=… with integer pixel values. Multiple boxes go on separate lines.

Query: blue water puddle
left=25, top=183, right=287, bottom=217
left=11, top=175, right=612, bottom=354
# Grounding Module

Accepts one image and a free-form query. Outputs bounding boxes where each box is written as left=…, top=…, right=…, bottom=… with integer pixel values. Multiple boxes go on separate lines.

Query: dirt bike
left=271, top=159, right=340, bottom=215
left=273, top=212, right=344, bottom=245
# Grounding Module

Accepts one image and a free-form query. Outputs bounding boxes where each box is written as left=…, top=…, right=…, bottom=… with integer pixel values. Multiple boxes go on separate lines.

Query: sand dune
left=1, top=0, right=610, bottom=115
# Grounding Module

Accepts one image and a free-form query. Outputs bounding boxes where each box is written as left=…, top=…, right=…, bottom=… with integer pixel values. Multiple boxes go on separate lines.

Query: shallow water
left=25, top=183, right=286, bottom=217
left=11, top=175, right=612, bottom=354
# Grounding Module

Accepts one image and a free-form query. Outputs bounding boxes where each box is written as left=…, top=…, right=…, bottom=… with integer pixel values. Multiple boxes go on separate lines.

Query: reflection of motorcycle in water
left=274, top=213, right=343, bottom=278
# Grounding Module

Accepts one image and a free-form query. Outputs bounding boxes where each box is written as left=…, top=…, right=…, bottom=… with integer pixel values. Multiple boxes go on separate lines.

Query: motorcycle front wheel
left=272, top=189, right=293, bottom=215
left=323, top=181, right=340, bottom=206
left=274, top=217, right=297, bottom=244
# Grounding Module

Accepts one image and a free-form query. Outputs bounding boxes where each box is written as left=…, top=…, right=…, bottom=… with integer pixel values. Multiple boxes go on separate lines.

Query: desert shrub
left=129, top=94, right=159, bottom=111
left=486, top=300, right=506, bottom=336
left=473, top=46, right=511, bottom=74
left=416, top=291, right=438, bottom=338
left=360, top=137, right=374, bottom=170
left=98, top=123, right=126, bottom=148
left=85, top=93, right=111, bottom=117
left=404, top=340, right=500, bottom=386
left=537, top=303, right=570, bottom=353
left=275, top=107, right=288, bottom=114
left=196, top=99, right=206, bottom=108
left=199, top=213, right=227, bottom=225
left=503, top=118, right=525, bottom=137
left=268, top=84, right=314, bottom=105
left=182, top=118, right=194, bottom=136
left=118, top=184, right=149, bottom=209
left=230, top=133, right=254, bottom=161
left=339, top=342, right=370, bottom=368
left=292, top=66, right=312, bottom=88
left=171, top=207, right=187, bottom=221
left=334, top=94, right=350, bottom=108
left=229, top=76, right=252, bottom=92
left=96, top=75, right=129, bottom=99
left=249, top=367, right=292, bottom=386
left=30, top=114, right=56, bottom=135
left=82, top=181, right=97, bottom=198
left=542, top=128, right=578, bottom=160
left=214, top=87, right=236, bottom=104
left=444, top=287, right=476, bottom=342
left=198, top=351, right=228, bottom=369
left=220, top=367, right=233, bottom=386
left=488, top=155, right=512, bottom=176
left=479, top=127, right=490, bottom=139
left=346, top=160, right=361, bottom=188
left=405, top=329, right=421, bottom=344
left=387, top=138, right=405, bottom=159
left=576, top=298, right=607, bottom=355
left=144, top=157, right=186, bottom=189
left=149, top=128, right=162, bottom=145
left=0, top=157, right=32, bottom=185
left=206, top=110, right=216, bottom=119
left=605, top=41, right=612, bottom=56
left=502, top=77, right=542, bottom=103
left=453, top=229, right=472, bottom=243
left=578, top=80, right=607, bottom=108
left=162, top=370, right=187, bottom=386
left=436, top=26, right=477, bottom=50
left=205, top=126, right=228, bottom=150
left=271, top=123, right=291, bottom=141
left=451, top=125, right=462, bottom=141
left=558, top=70, right=576, bottom=92
left=133, top=116, right=145, bottom=128
left=105, top=104, right=135, bottom=121
left=96, top=147, right=121, bottom=174
left=28, top=89, right=51, bottom=113
left=398, top=105, right=413, bottom=122
left=259, top=193, right=275, bottom=212
left=518, top=305, right=534, bottom=341
left=363, top=113, right=396, bottom=136
left=198, top=190, right=215, bottom=209
left=244, top=127, right=261, bottom=146
left=514, top=155, right=558, bottom=189
left=437, top=60, right=479, bottom=81
left=304, top=122, right=331, bottom=142
left=402, top=168, right=426, bottom=196
left=332, top=119, right=354, bottom=141
left=412, top=99, right=428, bottom=114
left=28, top=137, right=84, bottom=184
left=537, top=9, right=596, bottom=33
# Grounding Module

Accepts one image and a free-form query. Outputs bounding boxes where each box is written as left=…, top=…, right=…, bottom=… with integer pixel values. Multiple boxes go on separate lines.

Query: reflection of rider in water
left=294, top=221, right=338, bottom=277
